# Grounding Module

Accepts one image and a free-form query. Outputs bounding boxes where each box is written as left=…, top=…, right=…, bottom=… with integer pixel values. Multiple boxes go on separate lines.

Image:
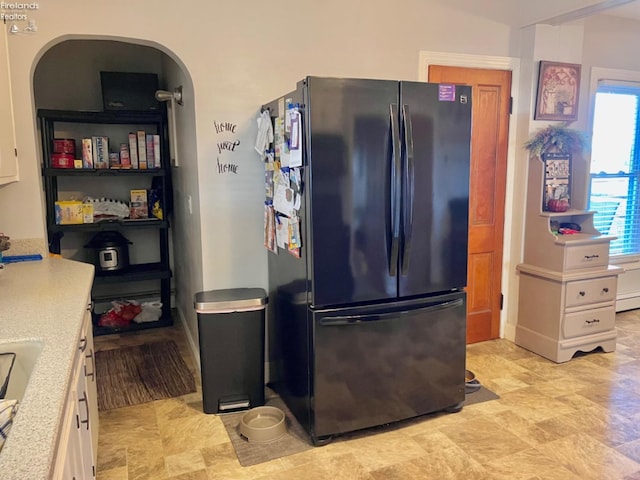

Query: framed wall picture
left=534, top=61, right=581, bottom=121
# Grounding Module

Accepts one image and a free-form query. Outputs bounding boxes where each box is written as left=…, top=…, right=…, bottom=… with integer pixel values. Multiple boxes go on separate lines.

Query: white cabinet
left=516, top=264, right=620, bottom=362
left=82, top=307, right=99, bottom=464
left=515, top=154, right=623, bottom=363
left=52, top=304, right=99, bottom=479
left=0, top=23, right=18, bottom=184
left=59, top=390, right=81, bottom=479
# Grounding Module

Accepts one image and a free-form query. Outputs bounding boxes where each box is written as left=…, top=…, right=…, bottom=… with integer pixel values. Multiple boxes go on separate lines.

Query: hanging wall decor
left=534, top=61, right=581, bottom=122
left=525, top=124, right=588, bottom=212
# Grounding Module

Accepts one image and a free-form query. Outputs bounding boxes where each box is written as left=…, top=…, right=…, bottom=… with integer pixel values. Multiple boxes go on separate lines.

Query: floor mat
left=222, top=385, right=500, bottom=467
left=465, top=384, right=500, bottom=404
left=95, top=340, right=196, bottom=411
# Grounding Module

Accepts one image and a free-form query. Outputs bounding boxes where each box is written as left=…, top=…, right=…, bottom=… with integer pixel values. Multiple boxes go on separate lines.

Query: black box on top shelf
left=100, top=72, right=160, bottom=111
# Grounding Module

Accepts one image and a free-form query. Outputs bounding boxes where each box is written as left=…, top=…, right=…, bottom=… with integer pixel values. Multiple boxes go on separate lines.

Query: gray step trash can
left=194, top=288, right=268, bottom=414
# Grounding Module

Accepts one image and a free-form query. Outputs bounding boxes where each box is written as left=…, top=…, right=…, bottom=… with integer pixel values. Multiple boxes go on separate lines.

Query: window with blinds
left=589, top=82, right=640, bottom=257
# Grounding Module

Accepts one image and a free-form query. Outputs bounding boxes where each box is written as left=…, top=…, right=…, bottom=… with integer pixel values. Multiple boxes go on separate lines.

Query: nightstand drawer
left=563, top=306, right=615, bottom=339
left=565, top=276, right=617, bottom=308
left=564, top=243, right=609, bottom=270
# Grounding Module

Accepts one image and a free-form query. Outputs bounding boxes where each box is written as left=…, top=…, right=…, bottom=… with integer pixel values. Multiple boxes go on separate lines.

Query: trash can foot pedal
left=219, top=397, right=250, bottom=413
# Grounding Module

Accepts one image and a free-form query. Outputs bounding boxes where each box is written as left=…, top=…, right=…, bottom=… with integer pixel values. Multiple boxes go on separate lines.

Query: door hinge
left=500, top=293, right=504, bottom=310
left=509, top=97, right=513, bottom=115
left=14, top=148, right=17, bottom=157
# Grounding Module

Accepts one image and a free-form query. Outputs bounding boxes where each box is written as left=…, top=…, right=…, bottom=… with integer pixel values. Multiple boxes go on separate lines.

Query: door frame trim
left=418, top=51, right=521, bottom=341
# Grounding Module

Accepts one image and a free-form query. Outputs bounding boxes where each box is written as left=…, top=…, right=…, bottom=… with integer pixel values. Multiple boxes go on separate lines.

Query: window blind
left=589, top=84, right=640, bottom=257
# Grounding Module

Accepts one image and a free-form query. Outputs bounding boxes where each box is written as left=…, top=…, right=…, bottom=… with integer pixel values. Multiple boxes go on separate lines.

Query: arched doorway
left=33, top=38, right=202, bottom=344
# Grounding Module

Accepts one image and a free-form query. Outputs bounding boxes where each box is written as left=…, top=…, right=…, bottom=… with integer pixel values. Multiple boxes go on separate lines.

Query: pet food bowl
left=238, top=406, right=287, bottom=443
left=465, top=369, right=481, bottom=394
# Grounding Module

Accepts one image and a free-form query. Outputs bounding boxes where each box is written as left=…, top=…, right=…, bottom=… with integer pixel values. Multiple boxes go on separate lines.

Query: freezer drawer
left=311, top=292, right=466, bottom=441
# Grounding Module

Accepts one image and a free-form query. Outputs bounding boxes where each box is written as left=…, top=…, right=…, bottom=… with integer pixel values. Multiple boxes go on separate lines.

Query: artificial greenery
left=524, top=123, right=588, bottom=157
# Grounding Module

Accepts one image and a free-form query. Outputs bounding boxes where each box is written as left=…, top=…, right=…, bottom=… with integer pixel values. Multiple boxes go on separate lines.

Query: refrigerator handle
left=389, top=103, right=401, bottom=277
left=401, top=104, right=414, bottom=275
left=319, top=298, right=464, bottom=325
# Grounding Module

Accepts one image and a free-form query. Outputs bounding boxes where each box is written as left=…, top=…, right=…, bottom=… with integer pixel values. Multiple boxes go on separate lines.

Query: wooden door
left=428, top=66, right=511, bottom=344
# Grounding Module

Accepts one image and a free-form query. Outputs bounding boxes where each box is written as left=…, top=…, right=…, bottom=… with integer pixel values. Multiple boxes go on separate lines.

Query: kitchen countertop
left=0, top=257, right=94, bottom=480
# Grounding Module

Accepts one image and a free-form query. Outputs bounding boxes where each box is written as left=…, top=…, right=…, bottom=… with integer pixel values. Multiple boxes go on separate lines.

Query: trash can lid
left=194, top=288, right=268, bottom=313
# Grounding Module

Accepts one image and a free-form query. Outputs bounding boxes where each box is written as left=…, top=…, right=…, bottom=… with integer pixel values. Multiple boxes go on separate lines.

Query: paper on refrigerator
left=254, top=110, right=274, bottom=160
left=272, top=169, right=294, bottom=217
left=264, top=204, right=276, bottom=252
left=275, top=215, right=288, bottom=249
left=289, top=110, right=302, bottom=167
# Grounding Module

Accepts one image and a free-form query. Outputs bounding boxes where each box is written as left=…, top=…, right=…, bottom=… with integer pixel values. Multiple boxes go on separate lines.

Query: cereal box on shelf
left=92, top=136, right=109, bottom=169
left=129, top=189, right=148, bottom=219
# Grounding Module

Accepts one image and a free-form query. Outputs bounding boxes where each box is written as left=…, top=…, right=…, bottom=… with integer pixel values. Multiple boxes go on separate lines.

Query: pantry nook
left=39, top=108, right=173, bottom=336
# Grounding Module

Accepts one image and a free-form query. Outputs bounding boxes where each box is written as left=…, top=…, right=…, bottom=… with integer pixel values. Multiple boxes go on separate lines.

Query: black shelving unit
left=49, top=219, right=169, bottom=233
left=42, top=166, right=167, bottom=176
left=91, top=314, right=174, bottom=337
left=38, top=108, right=173, bottom=336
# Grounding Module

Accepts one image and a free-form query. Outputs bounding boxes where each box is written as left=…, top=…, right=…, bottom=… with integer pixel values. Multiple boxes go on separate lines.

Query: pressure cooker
left=85, top=231, right=132, bottom=272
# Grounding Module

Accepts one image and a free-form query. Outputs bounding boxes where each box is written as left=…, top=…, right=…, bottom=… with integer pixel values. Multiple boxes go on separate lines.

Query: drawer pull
left=585, top=318, right=600, bottom=325
left=85, top=348, right=95, bottom=382
left=78, top=391, right=90, bottom=430
left=579, top=291, right=586, bottom=297
left=583, top=254, right=600, bottom=260
left=78, top=336, right=87, bottom=353
left=603, top=287, right=609, bottom=293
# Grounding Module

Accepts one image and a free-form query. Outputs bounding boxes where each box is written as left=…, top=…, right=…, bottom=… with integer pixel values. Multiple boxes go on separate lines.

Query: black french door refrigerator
left=265, top=77, right=472, bottom=445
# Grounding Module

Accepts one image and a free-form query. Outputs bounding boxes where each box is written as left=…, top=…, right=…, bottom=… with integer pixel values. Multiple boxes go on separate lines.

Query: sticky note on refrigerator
left=289, top=111, right=302, bottom=167
left=438, top=84, right=456, bottom=102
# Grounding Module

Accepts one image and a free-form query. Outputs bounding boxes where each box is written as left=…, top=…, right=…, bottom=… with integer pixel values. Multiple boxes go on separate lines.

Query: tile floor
left=95, top=310, right=640, bottom=480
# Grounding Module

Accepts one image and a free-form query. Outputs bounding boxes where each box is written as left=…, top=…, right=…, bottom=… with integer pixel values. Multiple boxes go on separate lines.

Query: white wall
left=583, top=15, right=640, bottom=72
left=162, top=58, right=204, bottom=346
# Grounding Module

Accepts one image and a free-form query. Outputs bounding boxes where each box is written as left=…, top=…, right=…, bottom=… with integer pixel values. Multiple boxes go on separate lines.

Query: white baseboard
left=613, top=258, right=640, bottom=312
left=503, top=321, right=517, bottom=342
left=175, top=307, right=201, bottom=380
left=617, top=292, right=640, bottom=312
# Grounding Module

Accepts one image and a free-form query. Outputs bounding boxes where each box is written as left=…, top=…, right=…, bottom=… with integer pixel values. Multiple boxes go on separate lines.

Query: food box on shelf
left=128, top=133, right=139, bottom=168
left=53, top=138, right=76, bottom=154
left=92, top=136, right=109, bottom=169
left=120, top=143, right=131, bottom=168
left=51, top=153, right=75, bottom=169
left=55, top=201, right=83, bottom=224
left=129, top=189, right=148, bottom=219
left=82, top=203, right=94, bottom=223
left=109, top=152, right=120, bottom=168
left=137, top=130, right=147, bottom=169
left=82, top=138, right=93, bottom=168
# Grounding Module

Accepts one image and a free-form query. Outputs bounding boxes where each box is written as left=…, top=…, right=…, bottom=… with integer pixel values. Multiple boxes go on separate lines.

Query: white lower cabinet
left=516, top=265, right=621, bottom=363
left=60, top=392, right=81, bottom=479
left=53, top=306, right=99, bottom=479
